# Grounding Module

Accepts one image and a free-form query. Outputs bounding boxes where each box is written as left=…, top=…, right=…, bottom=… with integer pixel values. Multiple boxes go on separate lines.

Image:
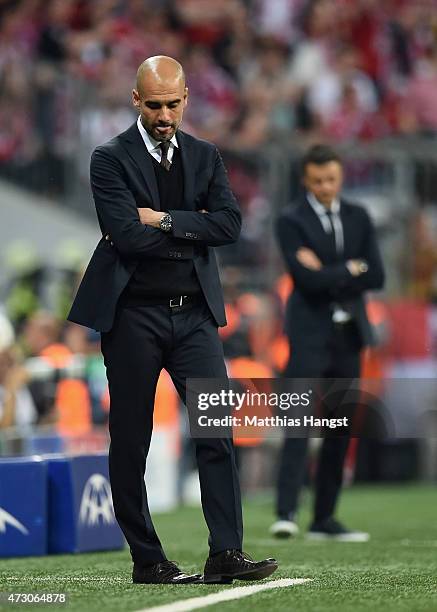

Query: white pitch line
left=137, top=578, right=312, bottom=612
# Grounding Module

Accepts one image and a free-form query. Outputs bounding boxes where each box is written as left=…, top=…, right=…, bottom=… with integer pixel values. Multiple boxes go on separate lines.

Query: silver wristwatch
left=358, top=260, right=369, bottom=274
left=159, top=213, right=173, bottom=233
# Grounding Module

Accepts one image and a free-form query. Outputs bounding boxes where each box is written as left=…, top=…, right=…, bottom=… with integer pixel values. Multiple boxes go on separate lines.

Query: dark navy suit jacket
left=67, top=123, right=241, bottom=331
left=276, top=197, right=385, bottom=352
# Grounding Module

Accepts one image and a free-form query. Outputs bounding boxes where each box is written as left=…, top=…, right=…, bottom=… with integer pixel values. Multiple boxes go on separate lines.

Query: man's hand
left=138, top=208, right=166, bottom=228
left=346, top=259, right=369, bottom=277
left=297, top=247, right=322, bottom=270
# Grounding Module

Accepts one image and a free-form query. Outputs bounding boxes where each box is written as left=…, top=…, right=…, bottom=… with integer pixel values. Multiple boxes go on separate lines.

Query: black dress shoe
left=203, top=550, right=278, bottom=584
left=307, top=518, right=370, bottom=542
left=132, top=560, right=202, bottom=584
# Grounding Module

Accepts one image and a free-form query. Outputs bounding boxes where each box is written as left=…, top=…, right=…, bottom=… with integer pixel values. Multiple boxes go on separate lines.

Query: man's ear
left=132, top=89, right=140, bottom=109
left=183, top=87, right=189, bottom=107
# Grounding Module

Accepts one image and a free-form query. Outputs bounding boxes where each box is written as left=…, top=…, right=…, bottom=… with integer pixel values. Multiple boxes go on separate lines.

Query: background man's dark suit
left=67, top=122, right=243, bottom=566
left=275, top=196, right=385, bottom=525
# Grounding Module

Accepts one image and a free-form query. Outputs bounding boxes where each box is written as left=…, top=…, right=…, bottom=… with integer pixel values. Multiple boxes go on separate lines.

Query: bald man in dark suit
left=68, top=56, right=277, bottom=584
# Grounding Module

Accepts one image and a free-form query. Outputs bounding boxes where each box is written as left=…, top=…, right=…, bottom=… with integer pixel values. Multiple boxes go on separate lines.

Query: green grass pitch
left=1, top=485, right=436, bottom=611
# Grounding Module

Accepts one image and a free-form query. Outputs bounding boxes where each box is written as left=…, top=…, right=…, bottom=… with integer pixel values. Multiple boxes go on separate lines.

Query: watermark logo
left=186, top=377, right=405, bottom=438
left=197, top=389, right=312, bottom=411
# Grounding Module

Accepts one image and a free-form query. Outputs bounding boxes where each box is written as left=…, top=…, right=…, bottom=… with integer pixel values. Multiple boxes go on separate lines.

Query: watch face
left=160, top=214, right=172, bottom=232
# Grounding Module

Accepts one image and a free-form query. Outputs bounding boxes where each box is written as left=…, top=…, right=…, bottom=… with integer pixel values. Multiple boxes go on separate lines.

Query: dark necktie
left=159, top=141, right=171, bottom=171
left=325, top=209, right=338, bottom=257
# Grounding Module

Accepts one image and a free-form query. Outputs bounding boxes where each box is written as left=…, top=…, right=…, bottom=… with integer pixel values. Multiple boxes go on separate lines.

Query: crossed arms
left=90, top=145, right=241, bottom=259
left=276, top=212, right=385, bottom=297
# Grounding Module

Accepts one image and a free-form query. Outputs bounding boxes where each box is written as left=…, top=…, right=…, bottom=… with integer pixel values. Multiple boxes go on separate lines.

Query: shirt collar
left=136, top=116, right=178, bottom=153
left=307, top=192, right=340, bottom=216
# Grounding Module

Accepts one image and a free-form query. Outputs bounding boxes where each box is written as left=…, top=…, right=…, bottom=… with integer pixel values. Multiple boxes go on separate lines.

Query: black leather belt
left=169, top=295, right=196, bottom=309
left=120, top=293, right=199, bottom=309
left=333, top=319, right=355, bottom=331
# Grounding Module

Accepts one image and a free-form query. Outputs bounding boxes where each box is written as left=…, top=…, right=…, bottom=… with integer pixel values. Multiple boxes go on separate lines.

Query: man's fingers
left=300, top=248, right=321, bottom=263
left=297, top=250, right=316, bottom=264
left=297, top=247, right=316, bottom=257
left=296, top=247, right=322, bottom=270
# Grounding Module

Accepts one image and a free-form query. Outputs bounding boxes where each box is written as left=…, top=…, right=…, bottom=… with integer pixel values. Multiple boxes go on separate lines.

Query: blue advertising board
left=47, top=453, right=125, bottom=553
left=0, top=457, right=47, bottom=557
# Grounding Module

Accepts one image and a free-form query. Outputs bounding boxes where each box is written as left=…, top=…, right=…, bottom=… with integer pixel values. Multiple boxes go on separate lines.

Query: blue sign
left=0, top=457, right=47, bottom=557
left=47, top=453, right=125, bottom=553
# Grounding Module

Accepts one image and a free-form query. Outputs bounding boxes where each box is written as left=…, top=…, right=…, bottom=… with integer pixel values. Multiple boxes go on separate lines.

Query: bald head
left=136, top=56, right=185, bottom=96
left=133, top=55, right=188, bottom=142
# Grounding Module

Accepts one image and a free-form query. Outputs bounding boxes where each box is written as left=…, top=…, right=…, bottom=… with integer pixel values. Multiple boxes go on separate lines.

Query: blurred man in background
left=271, top=144, right=385, bottom=541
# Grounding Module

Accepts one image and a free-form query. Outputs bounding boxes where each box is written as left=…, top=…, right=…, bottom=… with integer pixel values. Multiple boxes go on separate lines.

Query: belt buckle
left=170, top=296, right=184, bottom=308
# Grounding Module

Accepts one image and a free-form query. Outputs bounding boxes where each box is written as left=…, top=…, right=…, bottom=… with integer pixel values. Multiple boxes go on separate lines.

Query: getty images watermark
left=196, top=388, right=347, bottom=430
left=186, top=378, right=437, bottom=439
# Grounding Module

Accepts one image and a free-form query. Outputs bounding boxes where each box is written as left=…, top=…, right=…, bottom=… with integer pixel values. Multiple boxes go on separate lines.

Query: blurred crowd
left=1, top=0, right=437, bottom=194
left=1, top=267, right=437, bottom=482
left=1, top=262, right=436, bottom=426
left=1, top=0, right=437, bottom=483
left=0, top=269, right=293, bottom=433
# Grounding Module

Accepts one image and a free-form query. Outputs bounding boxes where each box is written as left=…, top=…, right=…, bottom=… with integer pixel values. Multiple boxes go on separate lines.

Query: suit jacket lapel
left=177, top=131, right=195, bottom=210
left=119, top=122, right=160, bottom=209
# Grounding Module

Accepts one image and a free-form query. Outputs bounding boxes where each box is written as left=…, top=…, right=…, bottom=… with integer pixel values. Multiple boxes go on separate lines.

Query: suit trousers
left=276, top=321, right=361, bottom=523
left=101, top=297, right=243, bottom=565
